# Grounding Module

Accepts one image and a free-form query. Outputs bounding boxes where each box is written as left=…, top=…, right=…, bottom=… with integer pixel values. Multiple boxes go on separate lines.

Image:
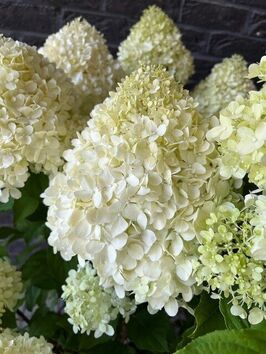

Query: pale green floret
left=0, top=329, right=53, bottom=353
left=194, top=194, right=266, bottom=325
left=207, top=55, right=266, bottom=189
left=192, top=55, right=253, bottom=118
left=0, top=259, right=23, bottom=322
left=62, top=264, right=136, bottom=338
left=40, top=17, right=121, bottom=114
left=248, top=56, right=266, bottom=82
left=117, top=5, right=194, bottom=84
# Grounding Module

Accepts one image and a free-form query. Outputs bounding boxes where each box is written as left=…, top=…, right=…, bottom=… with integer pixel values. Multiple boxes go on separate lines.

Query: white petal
left=231, top=305, right=247, bottom=319
left=128, top=243, right=144, bottom=260
left=170, top=236, right=183, bottom=256
left=148, top=244, right=162, bottom=261
left=137, top=213, right=147, bottom=230
left=251, top=238, right=266, bottom=261
left=248, top=308, right=264, bottom=324
left=165, top=299, right=179, bottom=316
left=153, top=214, right=166, bottom=230
left=182, top=287, right=193, bottom=302
left=142, top=230, right=156, bottom=249
left=126, top=174, right=139, bottom=187
left=176, top=260, right=193, bottom=281
left=111, top=233, right=127, bottom=250
left=93, top=190, right=102, bottom=208
left=123, top=256, right=137, bottom=270
left=85, top=241, right=102, bottom=258
left=107, top=245, right=117, bottom=262
left=123, top=204, right=140, bottom=220
left=111, top=216, right=128, bottom=237
left=157, top=124, right=167, bottom=136
left=115, top=285, right=125, bottom=298
left=137, top=186, right=150, bottom=195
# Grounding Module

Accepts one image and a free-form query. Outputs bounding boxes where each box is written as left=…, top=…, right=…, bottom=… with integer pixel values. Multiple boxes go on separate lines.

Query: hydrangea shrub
left=0, top=7, right=266, bottom=354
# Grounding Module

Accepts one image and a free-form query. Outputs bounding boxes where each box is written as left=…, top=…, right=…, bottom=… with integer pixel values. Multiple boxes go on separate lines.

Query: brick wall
left=0, top=0, right=265, bottom=86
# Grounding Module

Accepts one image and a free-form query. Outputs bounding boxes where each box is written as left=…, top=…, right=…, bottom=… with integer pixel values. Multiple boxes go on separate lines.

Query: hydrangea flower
left=42, top=65, right=229, bottom=315
left=62, top=263, right=136, bottom=338
left=192, top=55, right=253, bottom=118
left=0, top=35, right=85, bottom=203
left=40, top=17, right=122, bottom=114
left=0, top=259, right=23, bottom=322
left=0, top=329, right=53, bottom=353
left=193, top=194, right=266, bottom=325
left=117, top=6, right=194, bottom=84
left=207, top=56, right=266, bottom=188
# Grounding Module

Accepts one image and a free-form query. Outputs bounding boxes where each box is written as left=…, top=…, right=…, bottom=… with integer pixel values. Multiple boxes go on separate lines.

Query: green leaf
left=22, top=248, right=77, bottom=292
left=0, top=198, right=14, bottom=211
left=13, top=173, right=48, bottom=231
left=22, top=250, right=55, bottom=289
left=13, top=195, right=39, bottom=229
left=29, top=310, right=58, bottom=338
left=127, top=309, right=171, bottom=352
left=1, top=309, right=16, bottom=328
left=55, top=314, right=111, bottom=352
left=78, top=335, right=111, bottom=351
left=0, top=245, right=8, bottom=257
left=176, top=293, right=226, bottom=351
left=190, top=292, right=226, bottom=338
left=24, top=286, right=43, bottom=311
left=251, top=319, right=266, bottom=331
left=176, top=325, right=196, bottom=350
left=175, top=328, right=266, bottom=354
left=219, top=297, right=250, bottom=330
left=83, top=342, right=136, bottom=354
left=0, top=227, right=22, bottom=241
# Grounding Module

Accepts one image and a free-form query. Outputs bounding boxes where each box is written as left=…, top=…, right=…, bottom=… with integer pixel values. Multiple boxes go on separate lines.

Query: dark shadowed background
left=0, top=0, right=265, bottom=87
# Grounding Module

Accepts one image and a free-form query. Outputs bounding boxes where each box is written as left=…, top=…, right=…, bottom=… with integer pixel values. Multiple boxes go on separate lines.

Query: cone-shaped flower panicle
left=117, top=6, right=194, bottom=84
left=0, top=329, right=53, bottom=353
left=62, top=263, right=136, bottom=338
left=42, top=65, right=229, bottom=315
left=40, top=17, right=122, bottom=113
left=207, top=55, right=266, bottom=189
left=194, top=193, right=266, bottom=325
left=192, top=55, right=253, bottom=118
left=0, top=35, right=85, bottom=203
left=0, top=259, right=23, bottom=322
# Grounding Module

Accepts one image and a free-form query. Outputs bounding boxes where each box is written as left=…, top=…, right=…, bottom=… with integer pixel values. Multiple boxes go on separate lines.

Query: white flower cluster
left=193, top=194, right=266, bottom=325
left=192, top=55, right=253, bottom=118
left=0, top=35, right=84, bottom=203
left=0, top=259, right=23, bottom=322
left=40, top=17, right=122, bottom=114
left=117, top=6, right=194, bottom=84
left=43, top=65, right=229, bottom=315
left=207, top=56, right=266, bottom=189
left=62, top=263, right=136, bottom=338
left=0, top=329, right=53, bottom=354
